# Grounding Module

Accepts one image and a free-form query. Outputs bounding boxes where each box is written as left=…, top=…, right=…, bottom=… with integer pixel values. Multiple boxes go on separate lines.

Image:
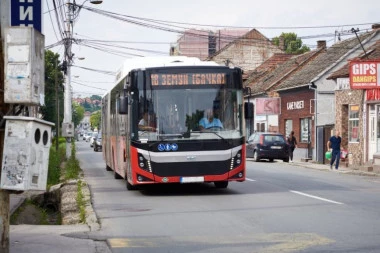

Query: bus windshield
left=134, top=87, right=244, bottom=141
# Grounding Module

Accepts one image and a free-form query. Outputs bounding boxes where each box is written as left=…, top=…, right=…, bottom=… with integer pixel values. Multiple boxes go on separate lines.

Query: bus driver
left=199, top=108, right=223, bottom=131
left=138, top=112, right=156, bottom=131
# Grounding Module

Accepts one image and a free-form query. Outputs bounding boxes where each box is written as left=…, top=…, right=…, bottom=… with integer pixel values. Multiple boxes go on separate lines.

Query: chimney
left=317, top=40, right=326, bottom=49
left=279, top=35, right=285, bottom=51
left=372, top=24, right=380, bottom=30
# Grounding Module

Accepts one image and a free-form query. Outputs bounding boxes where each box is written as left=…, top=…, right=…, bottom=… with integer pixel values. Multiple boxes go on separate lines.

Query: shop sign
left=350, top=61, right=380, bottom=89
left=255, top=98, right=280, bottom=115
left=366, top=89, right=380, bottom=101
left=287, top=100, right=304, bottom=110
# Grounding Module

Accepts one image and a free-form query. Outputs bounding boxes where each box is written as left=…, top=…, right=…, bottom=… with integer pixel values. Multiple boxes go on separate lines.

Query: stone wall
left=335, top=89, right=364, bottom=165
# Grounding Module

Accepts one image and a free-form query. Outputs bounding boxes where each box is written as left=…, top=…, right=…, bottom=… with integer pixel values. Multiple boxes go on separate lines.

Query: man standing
left=327, top=130, right=342, bottom=170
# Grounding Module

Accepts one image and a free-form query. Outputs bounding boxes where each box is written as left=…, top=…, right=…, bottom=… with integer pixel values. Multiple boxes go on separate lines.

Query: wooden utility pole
left=0, top=1, right=10, bottom=252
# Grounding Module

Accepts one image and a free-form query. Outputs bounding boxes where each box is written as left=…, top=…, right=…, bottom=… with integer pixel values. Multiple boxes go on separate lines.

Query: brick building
left=327, top=39, right=380, bottom=166
left=170, top=29, right=249, bottom=60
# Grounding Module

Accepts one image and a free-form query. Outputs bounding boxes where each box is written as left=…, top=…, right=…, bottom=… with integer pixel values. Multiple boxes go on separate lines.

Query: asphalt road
left=75, top=140, right=380, bottom=253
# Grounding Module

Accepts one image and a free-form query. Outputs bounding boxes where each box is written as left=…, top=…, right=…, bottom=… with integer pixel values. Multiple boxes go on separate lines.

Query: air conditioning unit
left=0, top=116, right=54, bottom=191
left=4, top=27, right=45, bottom=105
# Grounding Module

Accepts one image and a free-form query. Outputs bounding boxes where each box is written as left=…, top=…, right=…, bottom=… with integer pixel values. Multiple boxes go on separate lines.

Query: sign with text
left=11, top=0, right=42, bottom=33
left=255, top=97, right=281, bottom=115
left=350, top=61, right=380, bottom=89
left=151, top=73, right=226, bottom=86
left=287, top=100, right=304, bottom=110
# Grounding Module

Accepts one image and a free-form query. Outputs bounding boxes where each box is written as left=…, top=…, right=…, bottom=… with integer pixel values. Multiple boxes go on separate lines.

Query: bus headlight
left=231, top=151, right=242, bottom=169
left=138, top=153, right=152, bottom=173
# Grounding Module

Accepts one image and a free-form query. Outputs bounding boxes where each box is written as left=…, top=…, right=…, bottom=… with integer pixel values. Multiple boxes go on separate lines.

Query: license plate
left=271, top=146, right=282, bottom=149
left=180, top=176, right=204, bottom=183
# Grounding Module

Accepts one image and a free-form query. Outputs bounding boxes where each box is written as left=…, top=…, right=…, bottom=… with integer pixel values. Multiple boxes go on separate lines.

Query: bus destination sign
left=151, top=73, right=226, bottom=86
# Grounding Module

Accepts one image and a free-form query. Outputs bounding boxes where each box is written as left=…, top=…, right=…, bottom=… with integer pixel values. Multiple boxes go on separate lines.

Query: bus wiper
left=158, top=133, right=183, bottom=141
left=196, top=131, right=232, bottom=147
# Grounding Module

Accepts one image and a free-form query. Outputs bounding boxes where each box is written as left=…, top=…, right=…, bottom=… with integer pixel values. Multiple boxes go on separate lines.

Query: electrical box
left=0, top=116, right=54, bottom=191
left=62, top=122, right=74, bottom=137
left=4, top=27, right=45, bottom=105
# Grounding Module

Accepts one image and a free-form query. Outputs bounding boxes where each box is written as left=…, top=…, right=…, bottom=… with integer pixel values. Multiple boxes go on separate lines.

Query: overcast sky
left=43, top=0, right=380, bottom=97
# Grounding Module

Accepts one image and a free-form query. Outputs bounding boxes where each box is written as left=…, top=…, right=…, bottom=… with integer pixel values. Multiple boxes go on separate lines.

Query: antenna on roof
left=351, top=28, right=368, bottom=58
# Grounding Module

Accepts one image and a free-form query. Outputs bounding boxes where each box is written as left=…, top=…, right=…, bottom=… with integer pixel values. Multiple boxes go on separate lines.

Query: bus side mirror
left=119, top=96, right=128, bottom=115
left=244, top=102, right=253, bottom=119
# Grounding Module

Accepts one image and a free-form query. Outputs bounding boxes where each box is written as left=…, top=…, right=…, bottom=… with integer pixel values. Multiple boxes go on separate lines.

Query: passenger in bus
left=199, top=108, right=223, bottom=131
left=138, top=112, right=156, bottom=131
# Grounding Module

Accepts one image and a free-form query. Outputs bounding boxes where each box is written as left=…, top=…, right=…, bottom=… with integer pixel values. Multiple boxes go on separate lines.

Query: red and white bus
left=101, top=56, right=247, bottom=190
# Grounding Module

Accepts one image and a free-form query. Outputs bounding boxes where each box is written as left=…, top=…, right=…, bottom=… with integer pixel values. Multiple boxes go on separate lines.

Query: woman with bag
left=287, top=131, right=297, bottom=163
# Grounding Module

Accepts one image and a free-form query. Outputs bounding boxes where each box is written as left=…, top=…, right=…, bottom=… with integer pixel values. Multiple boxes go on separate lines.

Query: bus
left=101, top=56, right=247, bottom=190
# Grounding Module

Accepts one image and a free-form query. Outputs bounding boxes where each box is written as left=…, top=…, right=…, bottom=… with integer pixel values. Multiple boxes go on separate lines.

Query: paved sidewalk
left=10, top=225, right=110, bottom=253
left=8, top=194, right=111, bottom=253
left=289, top=159, right=379, bottom=177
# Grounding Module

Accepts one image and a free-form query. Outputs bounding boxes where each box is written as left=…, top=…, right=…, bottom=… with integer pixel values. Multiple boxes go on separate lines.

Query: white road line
left=245, top=178, right=256, bottom=182
left=290, top=190, right=344, bottom=205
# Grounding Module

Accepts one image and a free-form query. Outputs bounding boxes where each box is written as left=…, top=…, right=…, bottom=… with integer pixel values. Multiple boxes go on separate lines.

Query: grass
left=76, top=180, right=86, bottom=223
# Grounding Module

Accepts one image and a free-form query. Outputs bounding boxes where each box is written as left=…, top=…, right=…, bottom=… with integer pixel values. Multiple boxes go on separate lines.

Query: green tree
left=90, top=95, right=101, bottom=101
left=273, top=32, right=310, bottom=54
left=41, top=50, right=64, bottom=132
left=90, top=110, right=101, bottom=131
left=72, top=103, right=85, bottom=128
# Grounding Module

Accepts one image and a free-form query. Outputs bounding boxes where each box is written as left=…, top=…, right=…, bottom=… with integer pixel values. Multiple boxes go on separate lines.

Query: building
left=171, top=29, right=250, bottom=60
left=244, top=24, right=380, bottom=163
left=327, top=39, right=380, bottom=168
left=208, top=29, right=284, bottom=74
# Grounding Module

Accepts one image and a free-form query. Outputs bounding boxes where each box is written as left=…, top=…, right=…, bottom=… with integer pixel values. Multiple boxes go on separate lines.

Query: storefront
left=278, top=87, right=315, bottom=159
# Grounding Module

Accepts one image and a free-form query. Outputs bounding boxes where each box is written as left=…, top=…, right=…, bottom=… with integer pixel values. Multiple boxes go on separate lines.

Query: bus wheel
left=106, top=165, right=112, bottom=171
left=214, top=181, right=228, bottom=189
left=126, top=181, right=137, bottom=191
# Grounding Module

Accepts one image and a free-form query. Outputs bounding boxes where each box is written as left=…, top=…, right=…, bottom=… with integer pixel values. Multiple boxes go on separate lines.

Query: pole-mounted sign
left=11, top=0, right=42, bottom=34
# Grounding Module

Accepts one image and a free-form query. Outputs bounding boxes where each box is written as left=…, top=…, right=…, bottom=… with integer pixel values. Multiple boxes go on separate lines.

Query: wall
left=279, top=88, right=315, bottom=152
left=335, top=89, right=364, bottom=165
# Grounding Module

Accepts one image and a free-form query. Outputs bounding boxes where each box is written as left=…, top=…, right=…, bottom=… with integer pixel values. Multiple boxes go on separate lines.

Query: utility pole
left=63, top=0, right=74, bottom=158
left=56, top=60, right=60, bottom=152
left=0, top=1, right=10, bottom=251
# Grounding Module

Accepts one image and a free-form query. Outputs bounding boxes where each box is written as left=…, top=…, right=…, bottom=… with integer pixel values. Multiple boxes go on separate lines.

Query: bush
left=47, top=143, right=66, bottom=187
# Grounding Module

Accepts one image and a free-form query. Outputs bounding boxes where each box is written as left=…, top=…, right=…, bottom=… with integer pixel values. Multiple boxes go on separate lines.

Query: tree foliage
left=72, top=103, right=85, bottom=128
left=273, top=32, right=310, bottom=54
left=90, top=110, right=101, bottom=131
left=41, top=50, right=64, bottom=131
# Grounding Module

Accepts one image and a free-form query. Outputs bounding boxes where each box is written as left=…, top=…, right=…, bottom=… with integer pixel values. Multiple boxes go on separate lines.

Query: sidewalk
left=8, top=194, right=111, bottom=253
left=291, top=159, right=380, bottom=177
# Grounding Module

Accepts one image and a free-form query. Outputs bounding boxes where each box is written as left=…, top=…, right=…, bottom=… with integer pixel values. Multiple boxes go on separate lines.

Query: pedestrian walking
left=287, top=131, right=297, bottom=163
left=327, top=130, right=342, bottom=170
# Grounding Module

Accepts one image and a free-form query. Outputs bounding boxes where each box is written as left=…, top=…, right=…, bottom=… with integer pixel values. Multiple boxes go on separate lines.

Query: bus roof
left=116, top=56, right=218, bottom=83
left=102, top=56, right=221, bottom=98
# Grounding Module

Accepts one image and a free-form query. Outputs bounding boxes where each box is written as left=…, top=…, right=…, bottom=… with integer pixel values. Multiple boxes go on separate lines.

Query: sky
left=42, top=0, right=380, bottom=98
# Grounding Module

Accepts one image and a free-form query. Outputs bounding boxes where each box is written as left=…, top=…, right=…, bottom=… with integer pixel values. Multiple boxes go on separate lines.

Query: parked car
left=83, top=131, right=91, bottom=140
left=89, top=132, right=98, bottom=147
left=93, top=133, right=102, bottom=152
left=246, top=132, right=289, bottom=162
left=85, top=131, right=94, bottom=142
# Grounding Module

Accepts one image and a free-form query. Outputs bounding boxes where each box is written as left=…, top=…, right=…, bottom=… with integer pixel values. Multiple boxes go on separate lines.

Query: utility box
left=4, top=27, right=45, bottom=105
left=62, top=122, right=74, bottom=137
left=0, top=116, right=54, bottom=191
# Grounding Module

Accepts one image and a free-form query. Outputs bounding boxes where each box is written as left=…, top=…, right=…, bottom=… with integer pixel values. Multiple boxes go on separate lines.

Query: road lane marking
left=245, top=178, right=256, bottom=182
left=290, top=190, right=344, bottom=205
left=108, top=233, right=334, bottom=252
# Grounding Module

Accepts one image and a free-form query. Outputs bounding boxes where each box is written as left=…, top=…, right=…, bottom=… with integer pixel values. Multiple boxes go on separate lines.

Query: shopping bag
left=325, top=151, right=332, bottom=160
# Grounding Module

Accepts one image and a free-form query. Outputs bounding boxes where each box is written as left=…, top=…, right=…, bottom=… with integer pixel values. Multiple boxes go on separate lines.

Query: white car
left=89, top=132, right=98, bottom=147
left=85, top=131, right=93, bottom=142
